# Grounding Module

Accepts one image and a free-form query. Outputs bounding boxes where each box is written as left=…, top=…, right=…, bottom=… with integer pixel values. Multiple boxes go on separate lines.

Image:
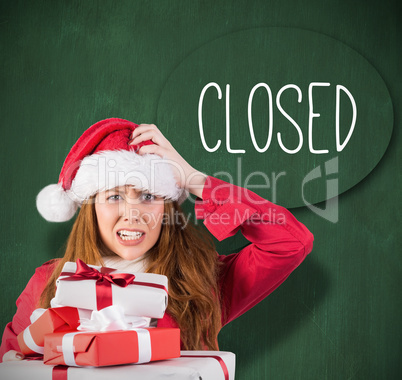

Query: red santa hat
left=36, top=118, right=185, bottom=222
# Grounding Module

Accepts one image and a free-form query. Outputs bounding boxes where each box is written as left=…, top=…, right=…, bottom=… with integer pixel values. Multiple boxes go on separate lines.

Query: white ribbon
left=77, top=305, right=150, bottom=331
left=22, top=326, right=44, bottom=355
left=22, top=308, right=48, bottom=354
left=135, top=328, right=152, bottom=364
left=30, top=308, right=47, bottom=324
left=60, top=328, right=152, bottom=366
left=61, top=331, right=88, bottom=367
left=59, top=305, right=152, bottom=366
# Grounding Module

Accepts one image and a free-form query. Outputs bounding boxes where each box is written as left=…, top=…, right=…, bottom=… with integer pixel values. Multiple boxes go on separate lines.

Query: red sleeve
left=194, top=176, right=314, bottom=326
left=0, top=260, right=58, bottom=361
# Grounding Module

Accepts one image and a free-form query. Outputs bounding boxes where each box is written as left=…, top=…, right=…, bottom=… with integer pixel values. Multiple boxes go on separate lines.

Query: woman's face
left=95, top=186, right=165, bottom=261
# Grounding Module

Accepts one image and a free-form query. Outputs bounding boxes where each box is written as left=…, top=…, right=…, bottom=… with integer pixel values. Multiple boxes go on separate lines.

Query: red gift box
left=43, top=328, right=180, bottom=367
left=17, top=307, right=81, bottom=356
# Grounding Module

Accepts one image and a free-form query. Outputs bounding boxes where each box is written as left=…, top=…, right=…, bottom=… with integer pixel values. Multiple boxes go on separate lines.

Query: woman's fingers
left=130, top=124, right=156, bottom=139
left=130, top=124, right=168, bottom=146
left=130, top=130, right=164, bottom=147
left=2, top=350, right=24, bottom=361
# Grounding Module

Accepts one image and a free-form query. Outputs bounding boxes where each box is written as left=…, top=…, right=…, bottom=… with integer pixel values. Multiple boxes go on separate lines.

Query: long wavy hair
left=40, top=199, right=222, bottom=350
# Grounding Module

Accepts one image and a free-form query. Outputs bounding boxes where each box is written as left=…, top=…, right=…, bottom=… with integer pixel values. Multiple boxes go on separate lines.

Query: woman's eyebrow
left=104, top=188, right=124, bottom=195
left=104, top=186, right=141, bottom=197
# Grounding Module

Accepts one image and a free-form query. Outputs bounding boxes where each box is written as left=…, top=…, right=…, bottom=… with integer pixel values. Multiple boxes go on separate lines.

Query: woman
left=0, top=118, right=314, bottom=361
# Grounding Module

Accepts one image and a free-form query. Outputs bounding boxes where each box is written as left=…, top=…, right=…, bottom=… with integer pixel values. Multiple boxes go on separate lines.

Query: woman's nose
left=121, top=201, right=142, bottom=224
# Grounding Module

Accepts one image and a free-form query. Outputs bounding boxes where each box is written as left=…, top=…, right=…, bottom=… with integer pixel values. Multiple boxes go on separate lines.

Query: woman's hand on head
left=130, top=124, right=207, bottom=199
left=2, top=350, right=24, bottom=362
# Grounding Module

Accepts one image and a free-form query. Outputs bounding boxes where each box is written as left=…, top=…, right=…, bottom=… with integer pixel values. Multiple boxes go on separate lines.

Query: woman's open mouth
left=116, top=229, right=146, bottom=246
left=117, top=230, right=144, bottom=241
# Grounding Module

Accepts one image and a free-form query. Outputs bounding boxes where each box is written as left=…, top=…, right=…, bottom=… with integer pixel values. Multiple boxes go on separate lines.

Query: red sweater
left=0, top=176, right=313, bottom=359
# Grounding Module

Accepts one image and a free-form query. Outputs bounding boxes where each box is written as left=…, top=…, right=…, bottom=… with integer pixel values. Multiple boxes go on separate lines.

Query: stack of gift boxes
left=1, top=259, right=235, bottom=380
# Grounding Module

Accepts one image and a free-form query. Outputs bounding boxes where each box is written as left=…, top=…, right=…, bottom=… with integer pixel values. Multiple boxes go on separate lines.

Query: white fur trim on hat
left=37, top=150, right=187, bottom=222
left=68, top=150, right=183, bottom=203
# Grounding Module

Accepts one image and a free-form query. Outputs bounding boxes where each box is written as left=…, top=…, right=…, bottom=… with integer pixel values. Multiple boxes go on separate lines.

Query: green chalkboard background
left=0, top=1, right=400, bottom=379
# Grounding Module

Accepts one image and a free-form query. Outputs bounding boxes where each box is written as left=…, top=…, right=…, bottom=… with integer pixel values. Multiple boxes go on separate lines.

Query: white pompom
left=36, top=184, right=78, bottom=222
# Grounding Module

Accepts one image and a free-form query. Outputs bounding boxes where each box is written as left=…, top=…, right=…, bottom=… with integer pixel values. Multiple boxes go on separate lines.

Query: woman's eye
left=141, top=193, right=155, bottom=202
left=107, top=194, right=122, bottom=202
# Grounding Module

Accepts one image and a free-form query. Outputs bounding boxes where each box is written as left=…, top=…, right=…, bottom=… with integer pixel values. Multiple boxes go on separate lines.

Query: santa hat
left=36, top=118, right=186, bottom=222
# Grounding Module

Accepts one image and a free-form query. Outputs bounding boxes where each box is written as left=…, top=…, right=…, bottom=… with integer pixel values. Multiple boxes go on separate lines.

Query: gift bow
left=59, top=259, right=136, bottom=310
left=61, top=259, right=136, bottom=287
left=60, top=305, right=152, bottom=367
left=77, top=305, right=149, bottom=332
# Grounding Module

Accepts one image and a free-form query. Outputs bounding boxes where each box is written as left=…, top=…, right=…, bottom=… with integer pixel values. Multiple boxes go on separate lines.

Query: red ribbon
left=132, top=280, right=168, bottom=294
left=52, top=365, right=68, bottom=380
left=59, top=259, right=135, bottom=310
left=181, top=355, right=230, bottom=380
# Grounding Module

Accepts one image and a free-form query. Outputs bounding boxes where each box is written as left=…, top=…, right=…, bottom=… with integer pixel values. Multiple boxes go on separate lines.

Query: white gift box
left=52, top=261, right=168, bottom=319
left=0, top=351, right=235, bottom=380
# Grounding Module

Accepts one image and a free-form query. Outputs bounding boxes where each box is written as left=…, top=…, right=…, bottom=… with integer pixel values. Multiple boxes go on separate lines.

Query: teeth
left=118, top=230, right=144, bottom=241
